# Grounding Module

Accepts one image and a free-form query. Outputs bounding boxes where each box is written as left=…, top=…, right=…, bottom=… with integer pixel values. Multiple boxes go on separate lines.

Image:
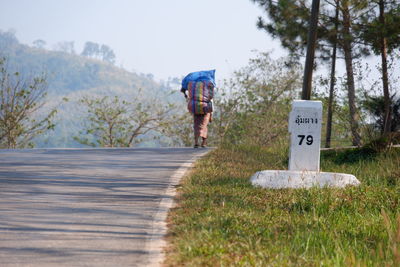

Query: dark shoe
left=201, top=137, right=207, bottom=148
left=194, top=144, right=199, bottom=148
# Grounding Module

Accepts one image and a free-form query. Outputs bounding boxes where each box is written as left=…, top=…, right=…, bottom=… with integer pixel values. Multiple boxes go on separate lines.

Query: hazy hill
left=0, top=30, right=183, bottom=148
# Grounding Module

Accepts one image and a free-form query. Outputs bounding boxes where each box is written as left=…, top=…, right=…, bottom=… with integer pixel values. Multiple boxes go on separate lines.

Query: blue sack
left=181, top=69, right=216, bottom=90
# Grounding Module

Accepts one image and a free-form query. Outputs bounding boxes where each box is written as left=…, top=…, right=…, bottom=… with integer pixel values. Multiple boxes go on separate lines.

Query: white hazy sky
left=0, top=0, right=286, bottom=82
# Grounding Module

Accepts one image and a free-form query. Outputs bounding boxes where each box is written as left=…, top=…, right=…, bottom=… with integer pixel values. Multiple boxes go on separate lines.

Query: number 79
left=298, top=135, right=313, bottom=145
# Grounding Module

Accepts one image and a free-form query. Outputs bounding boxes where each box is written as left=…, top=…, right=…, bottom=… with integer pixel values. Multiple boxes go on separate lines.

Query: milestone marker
left=288, top=100, right=322, bottom=171
left=249, top=100, right=360, bottom=189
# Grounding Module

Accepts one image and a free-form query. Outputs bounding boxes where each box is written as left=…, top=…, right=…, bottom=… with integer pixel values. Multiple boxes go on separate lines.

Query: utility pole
left=302, top=0, right=321, bottom=100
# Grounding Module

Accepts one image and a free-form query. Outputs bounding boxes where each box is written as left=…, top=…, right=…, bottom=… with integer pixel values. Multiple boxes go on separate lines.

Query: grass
left=165, top=144, right=400, bottom=266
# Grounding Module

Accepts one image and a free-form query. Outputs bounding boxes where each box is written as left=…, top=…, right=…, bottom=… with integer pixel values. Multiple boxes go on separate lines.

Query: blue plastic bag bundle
left=181, top=70, right=216, bottom=115
left=181, top=70, right=216, bottom=90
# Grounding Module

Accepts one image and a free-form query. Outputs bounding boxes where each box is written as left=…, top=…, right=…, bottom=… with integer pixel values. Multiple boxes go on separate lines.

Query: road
left=0, top=148, right=209, bottom=266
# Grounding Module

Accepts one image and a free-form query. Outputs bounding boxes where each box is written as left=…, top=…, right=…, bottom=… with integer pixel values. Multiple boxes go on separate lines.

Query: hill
left=0, top=30, right=183, bottom=148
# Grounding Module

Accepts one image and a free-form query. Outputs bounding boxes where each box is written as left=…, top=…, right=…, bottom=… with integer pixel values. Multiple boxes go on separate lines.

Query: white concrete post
left=288, top=100, right=323, bottom=171
left=250, top=100, right=359, bottom=189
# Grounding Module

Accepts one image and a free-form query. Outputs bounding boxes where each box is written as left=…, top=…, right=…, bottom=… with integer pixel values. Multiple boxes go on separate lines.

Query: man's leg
left=201, top=137, right=207, bottom=147
left=194, top=134, right=200, bottom=147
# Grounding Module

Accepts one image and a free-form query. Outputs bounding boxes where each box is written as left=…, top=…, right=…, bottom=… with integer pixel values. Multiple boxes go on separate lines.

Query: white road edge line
left=146, top=149, right=211, bottom=267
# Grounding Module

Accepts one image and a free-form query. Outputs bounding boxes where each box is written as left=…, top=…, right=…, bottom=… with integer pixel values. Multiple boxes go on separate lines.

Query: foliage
left=32, top=39, right=46, bottom=49
left=252, top=0, right=312, bottom=58
left=0, top=29, right=181, bottom=148
left=357, top=0, right=400, bottom=136
left=208, top=85, right=243, bottom=145
left=81, top=41, right=116, bottom=64
left=359, top=0, right=400, bottom=54
left=0, top=29, right=18, bottom=48
left=314, top=78, right=351, bottom=147
left=251, top=0, right=400, bottom=146
left=0, top=58, right=56, bottom=148
left=322, top=146, right=377, bottom=164
left=362, top=94, right=400, bottom=133
left=210, top=52, right=302, bottom=147
left=166, top=144, right=400, bottom=266
left=53, top=41, right=75, bottom=54
left=75, top=94, right=176, bottom=147
left=250, top=0, right=369, bottom=59
left=161, top=111, right=194, bottom=147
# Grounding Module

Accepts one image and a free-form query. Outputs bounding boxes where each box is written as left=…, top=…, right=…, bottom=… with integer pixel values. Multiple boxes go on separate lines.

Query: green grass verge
left=166, top=145, right=400, bottom=266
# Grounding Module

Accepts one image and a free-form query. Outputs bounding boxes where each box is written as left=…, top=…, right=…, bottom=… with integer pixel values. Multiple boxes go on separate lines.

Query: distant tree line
left=31, top=37, right=116, bottom=64
left=81, top=42, right=116, bottom=64
left=0, top=30, right=118, bottom=94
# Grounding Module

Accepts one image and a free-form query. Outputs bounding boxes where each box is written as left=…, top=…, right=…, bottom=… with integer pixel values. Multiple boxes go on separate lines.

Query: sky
left=0, top=0, right=286, bottom=82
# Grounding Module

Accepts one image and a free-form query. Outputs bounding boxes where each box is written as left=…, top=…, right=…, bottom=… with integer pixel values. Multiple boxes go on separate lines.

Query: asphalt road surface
left=0, top=148, right=209, bottom=266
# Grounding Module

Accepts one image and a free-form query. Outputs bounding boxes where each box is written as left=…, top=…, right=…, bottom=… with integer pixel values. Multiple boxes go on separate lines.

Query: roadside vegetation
left=165, top=45, right=400, bottom=265
left=166, top=145, right=400, bottom=266
left=0, top=58, right=57, bottom=148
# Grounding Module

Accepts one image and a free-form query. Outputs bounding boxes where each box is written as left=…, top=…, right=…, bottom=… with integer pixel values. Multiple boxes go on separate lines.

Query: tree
left=32, top=39, right=46, bottom=49
left=359, top=0, right=400, bottom=135
left=363, top=94, right=400, bottom=134
left=325, top=0, right=340, bottom=148
left=161, top=112, right=193, bottom=147
left=0, top=58, right=57, bottom=148
left=81, top=41, right=100, bottom=58
left=0, top=29, right=19, bottom=49
left=53, top=41, right=75, bottom=54
left=340, top=0, right=365, bottom=146
left=99, top=44, right=116, bottom=64
left=81, top=42, right=116, bottom=64
left=211, top=52, right=302, bottom=147
left=75, top=95, right=175, bottom=147
left=377, top=0, right=391, bottom=134
left=251, top=0, right=372, bottom=146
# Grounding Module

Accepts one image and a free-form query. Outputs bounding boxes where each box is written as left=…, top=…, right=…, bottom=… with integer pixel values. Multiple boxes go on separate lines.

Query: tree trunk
left=302, top=0, right=321, bottom=100
left=379, top=0, right=391, bottom=134
left=342, top=5, right=361, bottom=146
left=108, top=124, right=114, bottom=147
left=325, top=1, right=339, bottom=148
